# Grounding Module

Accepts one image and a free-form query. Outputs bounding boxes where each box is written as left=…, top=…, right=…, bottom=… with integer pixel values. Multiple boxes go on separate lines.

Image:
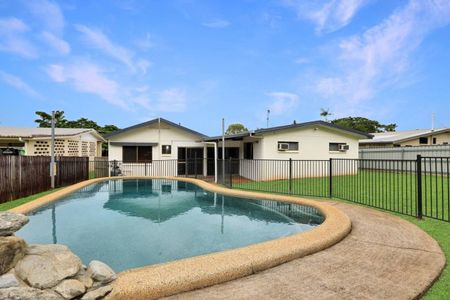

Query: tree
left=35, top=111, right=67, bottom=127
left=331, top=117, right=397, bottom=133
left=320, top=108, right=332, bottom=122
left=226, top=123, right=248, bottom=135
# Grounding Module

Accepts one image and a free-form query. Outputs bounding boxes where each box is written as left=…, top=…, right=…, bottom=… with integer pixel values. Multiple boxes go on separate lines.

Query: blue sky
left=1, top=0, right=450, bottom=135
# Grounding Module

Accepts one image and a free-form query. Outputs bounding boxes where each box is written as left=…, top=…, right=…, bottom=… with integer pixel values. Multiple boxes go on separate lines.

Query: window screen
left=244, top=142, right=253, bottom=159
left=419, top=137, right=428, bottom=144
left=123, top=146, right=136, bottom=162
left=137, top=146, right=152, bottom=162
left=162, top=145, right=172, bottom=155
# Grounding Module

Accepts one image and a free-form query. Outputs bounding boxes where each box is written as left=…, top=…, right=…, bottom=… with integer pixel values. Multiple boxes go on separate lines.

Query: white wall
left=256, top=125, right=360, bottom=160
left=238, top=125, right=361, bottom=181
left=108, top=121, right=204, bottom=161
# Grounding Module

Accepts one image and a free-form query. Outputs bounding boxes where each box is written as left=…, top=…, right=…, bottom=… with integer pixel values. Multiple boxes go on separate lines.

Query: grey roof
left=105, top=118, right=207, bottom=139
left=0, top=127, right=106, bottom=141
left=204, top=120, right=371, bottom=141
left=359, top=128, right=449, bottom=144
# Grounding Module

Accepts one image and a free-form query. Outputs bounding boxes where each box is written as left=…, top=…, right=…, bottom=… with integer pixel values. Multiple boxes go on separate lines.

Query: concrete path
left=166, top=202, right=445, bottom=300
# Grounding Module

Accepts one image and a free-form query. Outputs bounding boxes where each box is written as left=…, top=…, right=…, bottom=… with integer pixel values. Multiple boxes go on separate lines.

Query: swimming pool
left=16, top=179, right=324, bottom=272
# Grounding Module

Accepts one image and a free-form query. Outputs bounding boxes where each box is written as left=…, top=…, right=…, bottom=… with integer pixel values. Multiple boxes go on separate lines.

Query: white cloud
left=202, top=19, right=231, bottom=29
left=314, top=0, right=450, bottom=112
left=267, top=92, right=300, bottom=115
left=75, top=24, right=150, bottom=74
left=0, top=18, right=38, bottom=58
left=40, top=31, right=70, bottom=55
left=294, top=57, right=309, bottom=64
left=46, top=61, right=128, bottom=108
left=135, top=33, right=155, bottom=51
left=26, top=0, right=65, bottom=33
left=45, top=61, right=183, bottom=113
left=281, top=0, right=369, bottom=33
left=0, top=70, right=41, bottom=98
left=156, top=88, right=187, bottom=112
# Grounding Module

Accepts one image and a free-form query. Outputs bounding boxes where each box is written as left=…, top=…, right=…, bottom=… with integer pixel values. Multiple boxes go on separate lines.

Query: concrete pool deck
left=9, top=177, right=445, bottom=299
left=9, top=177, right=351, bottom=299
left=166, top=201, right=446, bottom=300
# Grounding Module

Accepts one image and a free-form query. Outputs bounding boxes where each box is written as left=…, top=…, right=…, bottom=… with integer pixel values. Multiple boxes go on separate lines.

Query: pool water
left=16, top=179, right=324, bottom=272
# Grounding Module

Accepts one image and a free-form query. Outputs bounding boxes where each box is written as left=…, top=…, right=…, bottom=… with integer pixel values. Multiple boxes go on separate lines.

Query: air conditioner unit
left=339, top=144, right=350, bottom=151
left=278, top=143, right=290, bottom=151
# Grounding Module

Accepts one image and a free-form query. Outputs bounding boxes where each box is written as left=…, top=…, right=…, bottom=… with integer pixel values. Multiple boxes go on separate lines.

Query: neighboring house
left=105, top=118, right=370, bottom=179
left=359, top=128, right=450, bottom=149
left=0, top=127, right=105, bottom=157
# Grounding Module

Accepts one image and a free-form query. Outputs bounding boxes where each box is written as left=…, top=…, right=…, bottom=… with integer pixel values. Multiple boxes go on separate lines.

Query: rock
left=73, top=269, right=93, bottom=289
left=0, top=236, right=27, bottom=275
left=0, top=212, right=29, bottom=236
left=81, top=285, right=112, bottom=300
left=54, top=279, right=86, bottom=299
left=15, top=244, right=82, bottom=289
left=0, top=273, right=20, bottom=288
left=0, top=286, right=63, bottom=300
left=87, top=260, right=116, bottom=284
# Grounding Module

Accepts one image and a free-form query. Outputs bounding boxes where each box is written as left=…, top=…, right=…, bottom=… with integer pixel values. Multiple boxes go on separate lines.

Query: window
left=277, top=141, right=299, bottom=151
left=122, top=146, right=152, bottom=162
left=329, top=143, right=349, bottom=152
left=419, top=137, right=428, bottom=144
left=244, top=142, right=253, bottom=159
left=162, top=145, right=172, bottom=155
left=433, top=138, right=437, bottom=145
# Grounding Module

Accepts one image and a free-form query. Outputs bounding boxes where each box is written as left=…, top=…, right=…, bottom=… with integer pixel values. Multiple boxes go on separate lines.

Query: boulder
left=0, top=212, right=29, bottom=236
left=0, top=273, right=20, bottom=288
left=54, top=279, right=86, bottom=299
left=87, top=260, right=116, bottom=284
left=15, top=244, right=81, bottom=289
left=0, top=286, right=63, bottom=300
left=0, top=235, right=27, bottom=274
left=81, top=285, right=112, bottom=300
left=73, top=268, right=93, bottom=289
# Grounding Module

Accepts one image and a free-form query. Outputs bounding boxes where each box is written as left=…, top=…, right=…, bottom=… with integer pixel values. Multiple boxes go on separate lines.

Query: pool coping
left=9, top=177, right=352, bottom=300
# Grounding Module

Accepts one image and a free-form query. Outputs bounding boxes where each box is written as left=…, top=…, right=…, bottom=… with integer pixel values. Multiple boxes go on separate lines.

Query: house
left=204, top=120, right=370, bottom=160
left=359, top=128, right=450, bottom=148
left=204, top=120, right=370, bottom=180
left=105, top=118, right=370, bottom=179
left=0, top=127, right=105, bottom=157
left=105, top=118, right=207, bottom=176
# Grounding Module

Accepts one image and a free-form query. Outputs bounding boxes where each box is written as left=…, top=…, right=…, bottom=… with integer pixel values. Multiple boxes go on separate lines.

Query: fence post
left=289, top=158, right=292, bottom=194
left=145, top=162, right=147, bottom=176
left=229, top=158, right=233, bottom=188
left=416, top=155, right=423, bottom=219
left=113, top=160, right=117, bottom=177
left=194, top=158, right=198, bottom=179
left=329, top=158, right=333, bottom=198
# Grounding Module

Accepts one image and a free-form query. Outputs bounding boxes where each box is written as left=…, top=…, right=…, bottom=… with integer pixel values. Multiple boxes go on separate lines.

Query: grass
left=234, top=170, right=450, bottom=221
left=234, top=172, right=449, bottom=299
left=0, top=188, right=61, bottom=211
left=401, top=215, right=449, bottom=299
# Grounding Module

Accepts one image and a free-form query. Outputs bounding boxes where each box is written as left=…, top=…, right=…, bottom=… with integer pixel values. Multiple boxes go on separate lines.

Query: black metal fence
left=2, top=156, right=448, bottom=222
left=228, top=156, right=449, bottom=222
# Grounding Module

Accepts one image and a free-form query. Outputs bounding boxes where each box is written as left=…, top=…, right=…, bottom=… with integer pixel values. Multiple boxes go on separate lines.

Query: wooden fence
left=0, top=156, right=91, bottom=204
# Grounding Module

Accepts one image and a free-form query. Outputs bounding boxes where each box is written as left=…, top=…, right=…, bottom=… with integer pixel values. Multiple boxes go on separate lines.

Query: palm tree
left=320, top=108, right=332, bottom=122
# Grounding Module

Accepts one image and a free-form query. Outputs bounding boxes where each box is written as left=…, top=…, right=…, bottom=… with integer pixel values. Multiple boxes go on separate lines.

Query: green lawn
left=234, top=170, right=450, bottom=221
left=0, top=188, right=61, bottom=211
left=402, top=215, right=449, bottom=299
